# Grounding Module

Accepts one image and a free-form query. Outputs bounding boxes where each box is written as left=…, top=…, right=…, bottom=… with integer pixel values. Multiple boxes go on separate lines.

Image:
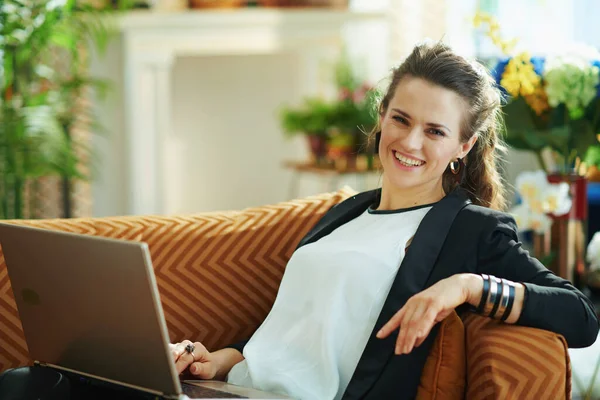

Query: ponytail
left=443, top=108, right=507, bottom=210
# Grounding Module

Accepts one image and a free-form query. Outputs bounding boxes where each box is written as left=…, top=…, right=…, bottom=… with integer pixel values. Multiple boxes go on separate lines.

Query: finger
left=177, top=342, right=210, bottom=375
left=191, top=342, right=209, bottom=362
left=171, top=340, right=192, bottom=363
left=377, top=307, right=407, bottom=339
left=396, top=302, right=425, bottom=354
left=399, top=299, right=436, bottom=354
left=404, top=324, right=426, bottom=354
left=189, top=361, right=213, bottom=379
left=175, top=352, right=195, bottom=375
left=405, top=308, right=438, bottom=354
left=169, top=343, right=181, bottom=362
left=174, top=341, right=196, bottom=374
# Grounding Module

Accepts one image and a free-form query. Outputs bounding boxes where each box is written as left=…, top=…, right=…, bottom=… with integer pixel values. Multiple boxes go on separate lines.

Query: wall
left=89, top=12, right=389, bottom=216
left=168, top=53, right=307, bottom=213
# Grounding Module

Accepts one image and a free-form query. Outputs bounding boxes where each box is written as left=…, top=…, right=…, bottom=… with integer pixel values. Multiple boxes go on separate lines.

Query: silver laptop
left=0, top=222, right=289, bottom=399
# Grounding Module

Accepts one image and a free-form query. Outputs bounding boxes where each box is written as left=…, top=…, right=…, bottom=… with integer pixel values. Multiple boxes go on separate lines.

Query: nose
left=402, top=127, right=423, bottom=150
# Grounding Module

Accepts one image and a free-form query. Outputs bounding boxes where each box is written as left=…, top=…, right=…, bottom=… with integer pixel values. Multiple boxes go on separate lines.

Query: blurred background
left=3, top=0, right=599, bottom=218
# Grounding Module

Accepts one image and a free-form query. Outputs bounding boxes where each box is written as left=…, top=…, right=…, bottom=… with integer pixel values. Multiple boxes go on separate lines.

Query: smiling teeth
left=394, top=152, right=424, bottom=166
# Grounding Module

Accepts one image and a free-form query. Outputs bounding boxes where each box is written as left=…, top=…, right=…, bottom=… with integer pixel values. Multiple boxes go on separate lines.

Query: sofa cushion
left=462, top=312, right=570, bottom=399
left=417, top=311, right=466, bottom=399
left=0, top=188, right=357, bottom=370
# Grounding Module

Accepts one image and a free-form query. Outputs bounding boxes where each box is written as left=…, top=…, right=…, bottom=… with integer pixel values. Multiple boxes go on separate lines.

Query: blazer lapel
left=343, top=188, right=471, bottom=400
left=296, top=189, right=380, bottom=249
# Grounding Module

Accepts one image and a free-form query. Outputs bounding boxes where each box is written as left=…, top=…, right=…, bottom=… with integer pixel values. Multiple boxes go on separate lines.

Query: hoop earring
left=450, top=158, right=461, bottom=175
left=374, top=131, right=381, bottom=155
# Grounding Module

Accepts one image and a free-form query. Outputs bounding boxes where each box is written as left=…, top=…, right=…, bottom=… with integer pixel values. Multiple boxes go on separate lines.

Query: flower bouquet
left=475, top=12, right=599, bottom=284
left=475, top=12, right=600, bottom=174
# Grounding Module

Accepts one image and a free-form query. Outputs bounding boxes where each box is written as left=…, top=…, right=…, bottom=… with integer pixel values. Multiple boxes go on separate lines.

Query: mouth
left=392, top=150, right=426, bottom=169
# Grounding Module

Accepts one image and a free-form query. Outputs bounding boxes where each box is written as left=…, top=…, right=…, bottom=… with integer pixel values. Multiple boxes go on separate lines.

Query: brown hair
left=373, top=41, right=507, bottom=210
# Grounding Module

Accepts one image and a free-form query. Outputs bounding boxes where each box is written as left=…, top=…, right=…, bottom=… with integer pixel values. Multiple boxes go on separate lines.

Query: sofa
left=0, top=188, right=572, bottom=399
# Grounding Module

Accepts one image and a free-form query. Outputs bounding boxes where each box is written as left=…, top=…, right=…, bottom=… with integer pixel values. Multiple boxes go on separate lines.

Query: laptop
left=0, top=222, right=290, bottom=399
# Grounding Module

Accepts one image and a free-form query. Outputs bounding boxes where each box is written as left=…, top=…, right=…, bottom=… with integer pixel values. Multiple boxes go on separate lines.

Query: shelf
left=115, top=8, right=389, bottom=31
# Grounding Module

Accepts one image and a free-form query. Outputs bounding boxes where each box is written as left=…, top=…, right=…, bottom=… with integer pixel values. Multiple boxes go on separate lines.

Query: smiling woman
left=371, top=43, right=505, bottom=212
left=170, top=42, right=599, bottom=400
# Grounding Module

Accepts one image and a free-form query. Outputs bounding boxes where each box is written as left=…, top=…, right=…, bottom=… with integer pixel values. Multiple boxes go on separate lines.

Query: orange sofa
left=0, top=189, right=572, bottom=399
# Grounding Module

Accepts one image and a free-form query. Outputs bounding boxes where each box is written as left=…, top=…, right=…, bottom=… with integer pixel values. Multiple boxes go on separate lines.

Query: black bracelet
left=489, top=277, right=503, bottom=318
left=495, top=278, right=510, bottom=319
left=485, top=277, right=499, bottom=316
left=500, top=281, right=516, bottom=321
left=476, top=274, right=490, bottom=313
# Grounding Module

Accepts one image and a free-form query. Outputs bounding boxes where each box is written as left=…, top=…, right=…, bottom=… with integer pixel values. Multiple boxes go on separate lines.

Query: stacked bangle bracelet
left=476, top=274, right=516, bottom=321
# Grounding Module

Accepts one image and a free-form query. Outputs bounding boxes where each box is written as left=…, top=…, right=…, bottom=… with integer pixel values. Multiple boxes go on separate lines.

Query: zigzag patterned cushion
left=0, top=188, right=356, bottom=370
left=463, top=312, right=571, bottom=399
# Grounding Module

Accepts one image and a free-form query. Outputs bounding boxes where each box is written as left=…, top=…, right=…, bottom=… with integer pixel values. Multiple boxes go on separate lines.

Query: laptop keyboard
left=182, top=382, right=249, bottom=399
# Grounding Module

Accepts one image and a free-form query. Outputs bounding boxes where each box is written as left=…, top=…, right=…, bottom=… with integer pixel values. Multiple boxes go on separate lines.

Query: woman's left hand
left=376, top=274, right=474, bottom=355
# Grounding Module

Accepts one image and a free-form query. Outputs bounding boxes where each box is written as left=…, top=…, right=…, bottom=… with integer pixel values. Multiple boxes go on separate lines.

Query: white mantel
left=92, top=9, right=389, bottom=216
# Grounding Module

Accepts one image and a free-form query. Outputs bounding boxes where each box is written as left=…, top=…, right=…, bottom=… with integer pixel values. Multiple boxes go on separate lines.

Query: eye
left=428, top=128, right=446, bottom=137
left=392, top=115, right=408, bottom=124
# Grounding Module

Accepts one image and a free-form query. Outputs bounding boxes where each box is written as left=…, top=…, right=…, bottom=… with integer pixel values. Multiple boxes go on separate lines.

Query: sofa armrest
left=462, top=313, right=571, bottom=400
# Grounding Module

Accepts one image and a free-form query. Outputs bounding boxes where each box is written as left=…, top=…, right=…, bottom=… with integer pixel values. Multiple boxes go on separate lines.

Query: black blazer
left=228, top=188, right=599, bottom=399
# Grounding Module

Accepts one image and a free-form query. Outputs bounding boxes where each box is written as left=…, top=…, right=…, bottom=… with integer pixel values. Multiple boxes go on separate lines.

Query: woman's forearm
left=462, top=273, right=525, bottom=323
left=211, top=348, right=245, bottom=381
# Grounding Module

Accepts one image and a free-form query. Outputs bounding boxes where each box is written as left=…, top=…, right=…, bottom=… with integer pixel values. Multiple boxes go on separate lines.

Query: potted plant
left=330, top=84, right=379, bottom=161
left=280, top=97, right=334, bottom=164
left=1, top=0, right=127, bottom=219
left=325, top=128, right=354, bottom=170
left=279, top=53, right=378, bottom=169
left=330, top=55, right=379, bottom=156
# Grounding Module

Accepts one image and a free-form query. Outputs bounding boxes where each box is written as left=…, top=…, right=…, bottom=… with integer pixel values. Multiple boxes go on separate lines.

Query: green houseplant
left=1, top=0, right=127, bottom=219
left=330, top=54, right=378, bottom=152
left=280, top=97, right=334, bottom=163
left=279, top=54, right=378, bottom=168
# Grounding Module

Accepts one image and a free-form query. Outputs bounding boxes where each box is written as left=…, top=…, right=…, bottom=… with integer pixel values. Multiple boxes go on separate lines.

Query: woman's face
left=379, top=76, right=476, bottom=194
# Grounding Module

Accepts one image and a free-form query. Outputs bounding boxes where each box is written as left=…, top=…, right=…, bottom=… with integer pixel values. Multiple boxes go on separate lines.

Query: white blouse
left=227, top=204, right=433, bottom=400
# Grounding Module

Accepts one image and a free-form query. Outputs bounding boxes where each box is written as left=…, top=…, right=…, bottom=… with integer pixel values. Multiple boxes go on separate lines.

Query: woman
left=170, top=42, right=599, bottom=399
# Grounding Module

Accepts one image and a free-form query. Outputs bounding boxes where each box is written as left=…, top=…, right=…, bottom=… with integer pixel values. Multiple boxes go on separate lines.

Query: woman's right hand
left=169, top=340, right=218, bottom=379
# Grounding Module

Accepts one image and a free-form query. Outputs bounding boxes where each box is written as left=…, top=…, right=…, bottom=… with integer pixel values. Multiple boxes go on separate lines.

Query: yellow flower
left=501, top=38, right=519, bottom=55
left=524, top=85, right=550, bottom=115
left=529, top=198, right=546, bottom=214
left=473, top=11, right=517, bottom=55
left=501, top=52, right=541, bottom=98
left=518, top=181, right=541, bottom=203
